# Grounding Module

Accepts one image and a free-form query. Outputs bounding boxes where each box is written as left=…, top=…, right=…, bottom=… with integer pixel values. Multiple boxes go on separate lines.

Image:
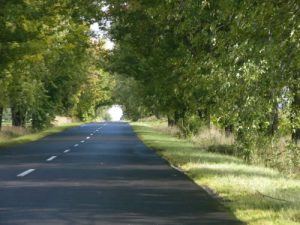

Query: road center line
left=64, top=149, right=70, bottom=153
left=46, top=156, right=57, bottom=161
left=17, top=169, right=35, bottom=177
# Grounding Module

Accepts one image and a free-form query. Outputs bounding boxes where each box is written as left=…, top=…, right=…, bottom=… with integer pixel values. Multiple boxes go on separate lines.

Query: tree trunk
left=155, top=113, right=161, bottom=120
left=197, top=109, right=202, bottom=118
left=198, top=109, right=210, bottom=129
left=11, top=107, right=26, bottom=127
left=174, top=110, right=180, bottom=125
left=269, top=103, right=279, bottom=136
left=225, top=124, right=234, bottom=137
left=0, top=106, right=3, bottom=131
left=292, top=129, right=300, bottom=143
left=291, top=90, right=300, bottom=143
left=204, top=109, right=211, bottom=129
left=167, top=115, right=175, bottom=127
left=32, top=113, right=40, bottom=130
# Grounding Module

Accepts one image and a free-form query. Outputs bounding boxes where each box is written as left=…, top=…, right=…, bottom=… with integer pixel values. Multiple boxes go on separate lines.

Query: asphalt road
left=0, top=122, right=243, bottom=225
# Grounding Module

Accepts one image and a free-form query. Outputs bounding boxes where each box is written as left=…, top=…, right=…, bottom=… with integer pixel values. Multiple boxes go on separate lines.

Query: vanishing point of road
left=0, top=122, right=243, bottom=225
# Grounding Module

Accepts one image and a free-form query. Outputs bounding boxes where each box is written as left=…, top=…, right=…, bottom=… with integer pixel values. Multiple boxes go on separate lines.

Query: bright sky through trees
left=108, top=105, right=123, bottom=121
left=90, top=23, right=114, bottom=50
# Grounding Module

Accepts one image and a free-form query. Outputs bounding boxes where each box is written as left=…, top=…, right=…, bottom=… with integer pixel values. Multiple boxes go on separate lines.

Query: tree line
left=1, top=0, right=299, bottom=171
left=105, top=0, right=299, bottom=167
left=0, top=0, right=112, bottom=130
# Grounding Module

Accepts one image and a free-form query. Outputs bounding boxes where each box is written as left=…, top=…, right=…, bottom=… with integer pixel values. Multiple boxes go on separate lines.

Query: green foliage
left=113, top=75, right=151, bottom=121
left=76, top=68, right=114, bottom=121
left=106, top=0, right=300, bottom=172
left=96, top=106, right=112, bottom=121
left=1, top=0, right=298, bottom=173
left=0, top=0, right=112, bottom=129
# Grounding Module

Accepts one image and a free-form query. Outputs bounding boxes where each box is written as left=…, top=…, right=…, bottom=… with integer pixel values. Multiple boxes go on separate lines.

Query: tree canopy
left=0, top=0, right=299, bottom=169
left=104, top=0, right=300, bottom=163
left=0, top=0, right=112, bottom=129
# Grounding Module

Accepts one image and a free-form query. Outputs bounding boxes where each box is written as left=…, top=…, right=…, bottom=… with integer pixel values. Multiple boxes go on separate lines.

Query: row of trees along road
left=105, top=0, right=299, bottom=170
left=0, top=0, right=113, bottom=130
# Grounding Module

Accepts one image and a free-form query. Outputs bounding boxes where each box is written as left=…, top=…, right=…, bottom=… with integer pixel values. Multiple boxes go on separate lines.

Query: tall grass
left=191, top=125, right=234, bottom=150
left=148, top=120, right=299, bottom=176
left=0, top=122, right=83, bottom=147
left=0, top=126, right=31, bottom=141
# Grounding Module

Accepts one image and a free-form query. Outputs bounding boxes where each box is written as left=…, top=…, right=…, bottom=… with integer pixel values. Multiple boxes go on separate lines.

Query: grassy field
left=0, top=123, right=83, bottom=148
left=131, top=121, right=300, bottom=225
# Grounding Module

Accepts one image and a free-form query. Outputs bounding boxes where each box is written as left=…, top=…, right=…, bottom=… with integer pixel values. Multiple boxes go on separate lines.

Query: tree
left=0, top=0, right=113, bottom=129
left=106, top=0, right=300, bottom=160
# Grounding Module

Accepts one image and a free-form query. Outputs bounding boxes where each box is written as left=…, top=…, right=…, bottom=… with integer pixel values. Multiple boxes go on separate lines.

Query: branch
left=256, top=191, right=292, bottom=203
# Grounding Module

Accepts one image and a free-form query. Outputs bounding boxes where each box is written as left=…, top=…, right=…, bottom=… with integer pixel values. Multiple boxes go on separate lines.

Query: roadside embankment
left=131, top=121, right=300, bottom=225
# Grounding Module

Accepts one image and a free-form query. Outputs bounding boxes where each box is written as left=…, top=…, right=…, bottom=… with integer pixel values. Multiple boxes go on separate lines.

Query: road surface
left=0, top=122, right=243, bottom=225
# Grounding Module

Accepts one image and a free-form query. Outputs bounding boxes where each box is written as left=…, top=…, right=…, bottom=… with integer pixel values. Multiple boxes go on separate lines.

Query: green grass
left=131, top=122, right=300, bottom=225
left=0, top=123, right=83, bottom=148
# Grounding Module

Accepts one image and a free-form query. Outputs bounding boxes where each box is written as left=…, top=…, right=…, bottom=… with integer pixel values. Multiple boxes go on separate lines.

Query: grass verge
left=0, top=122, right=83, bottom=148
left=131, top=121, right=300, bottom=225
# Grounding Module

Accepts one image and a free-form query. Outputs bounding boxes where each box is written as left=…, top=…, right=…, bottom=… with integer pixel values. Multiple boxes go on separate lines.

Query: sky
left=108, top=105, right=123, bottom=121
left=90, top=22, right=114, bottom=50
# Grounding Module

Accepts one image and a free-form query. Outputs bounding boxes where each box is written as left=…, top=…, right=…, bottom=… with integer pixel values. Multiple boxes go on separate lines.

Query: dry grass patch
left=0, top=126, right=31, bottom=141
left=191, top=126, right=234, bottom=147
left=0, top=122, right=83, bottom=147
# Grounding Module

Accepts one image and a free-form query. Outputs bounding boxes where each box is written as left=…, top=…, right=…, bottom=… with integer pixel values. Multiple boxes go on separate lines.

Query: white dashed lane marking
left=46, top=156, right=57, bottom=162
left=16, top=124, right=107, bottom=178
left=17, top=169, right=35, bottom=177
